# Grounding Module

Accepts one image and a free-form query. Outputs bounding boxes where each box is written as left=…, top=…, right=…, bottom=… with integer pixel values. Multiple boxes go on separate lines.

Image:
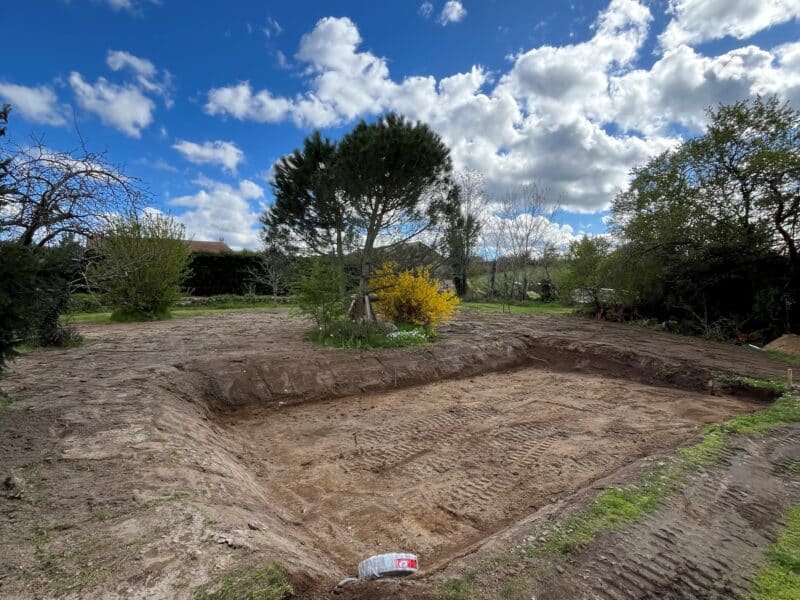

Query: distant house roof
left=185, top=240, right=232, bottom=253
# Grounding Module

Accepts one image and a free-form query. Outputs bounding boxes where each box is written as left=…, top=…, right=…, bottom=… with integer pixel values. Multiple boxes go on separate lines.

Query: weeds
left=142, top=490, right=187, bottom=509
left=193, top=562, right=293, bottom=600
left=309, top=322, right=432, bottom=349
left=437, top=574, right=479, bottom=600
left=750, top=505, right=800, bottom=600
left=0, top=391, right=22, bottom=412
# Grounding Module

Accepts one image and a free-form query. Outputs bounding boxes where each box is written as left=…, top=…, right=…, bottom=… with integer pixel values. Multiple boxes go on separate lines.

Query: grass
left=534, top=460, right=680, bottom=557
left=0, top=391, right=22, bottom=412
left=193, top=562, right=293, bottom=600
left=750, top=505, right=800, bottom=600
left=437, top=575, right=480, bottom=600
left=717, top=373, right=790, bottom=396
left=141, top=491, right=187, bottom=509
left=765, top=349, right=800, bottom=366
left=66, top=303, right=294, bottom=324
left=461, top=301, right=573, bottom=315
left=437, top=390, right=800, bottom=599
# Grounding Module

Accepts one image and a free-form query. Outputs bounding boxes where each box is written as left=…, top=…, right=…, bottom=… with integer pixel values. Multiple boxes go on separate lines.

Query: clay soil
left=0, top=310, right=795, bottom=599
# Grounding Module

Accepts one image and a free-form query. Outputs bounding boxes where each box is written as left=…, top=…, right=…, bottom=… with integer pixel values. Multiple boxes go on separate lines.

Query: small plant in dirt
left=371, top=262, right=459, bottom=330
left=193, top=562, right=293, bottom=600
left=309, top=319, right=431, bottom=349
left=437, top=575, right=479, bottom=600
left=295, top=259, right=346, bottom=333
left=88, top=212, right=191, bottom=321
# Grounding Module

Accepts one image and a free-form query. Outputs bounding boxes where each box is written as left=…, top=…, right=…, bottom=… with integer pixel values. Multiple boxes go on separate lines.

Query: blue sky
left=3, top=0, right=800, bottom=248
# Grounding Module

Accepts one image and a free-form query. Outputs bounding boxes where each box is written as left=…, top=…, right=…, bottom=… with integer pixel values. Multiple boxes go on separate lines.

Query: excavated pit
left=172, top=311, right=788, bottom=577
left=1, top=310, right=793, bottom=599
left=216, top=367, right=761, bottom=572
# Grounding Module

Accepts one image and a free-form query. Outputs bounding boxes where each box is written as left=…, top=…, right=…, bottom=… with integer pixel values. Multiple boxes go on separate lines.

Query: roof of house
left=185, top=240, right=232, bottom=253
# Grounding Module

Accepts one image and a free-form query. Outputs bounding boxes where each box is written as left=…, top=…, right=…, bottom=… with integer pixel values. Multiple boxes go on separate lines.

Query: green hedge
left=184, top=251, right=268, bottom=296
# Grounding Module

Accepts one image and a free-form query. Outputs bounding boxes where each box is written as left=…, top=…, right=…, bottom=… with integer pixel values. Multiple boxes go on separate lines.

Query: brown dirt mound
left=764, top=333, right=800, bottom=357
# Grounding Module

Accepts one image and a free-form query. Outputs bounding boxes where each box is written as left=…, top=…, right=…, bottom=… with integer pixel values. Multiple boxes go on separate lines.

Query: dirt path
left=0, top=310, right=795, bottom=599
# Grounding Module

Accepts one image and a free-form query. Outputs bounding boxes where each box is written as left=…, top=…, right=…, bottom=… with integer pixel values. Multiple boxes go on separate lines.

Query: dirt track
left=0, top=309, right=796, bottom=599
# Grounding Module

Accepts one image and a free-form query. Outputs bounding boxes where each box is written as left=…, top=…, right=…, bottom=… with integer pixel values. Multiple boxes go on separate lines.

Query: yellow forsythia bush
left=371, top=262, right=459, bottom=328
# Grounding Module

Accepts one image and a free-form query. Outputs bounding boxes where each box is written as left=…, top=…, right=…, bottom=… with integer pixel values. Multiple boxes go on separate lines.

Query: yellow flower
left=371, top=262, right=459, bottom=329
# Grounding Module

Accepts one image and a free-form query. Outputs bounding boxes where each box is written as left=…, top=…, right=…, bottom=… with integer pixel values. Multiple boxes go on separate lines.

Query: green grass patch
left=109, top=308, right=172, bottom=323
left=193, top=562, right=293, bottom=600
left=764, top=349, right=800, bottom=366
left=679, top=427, right=729, bottom=468
left=0, top=392, right=22, bottom=412
left=141, top=491, right=187, bottom=509
left=461, top=301, right=572, bottom=315
left=535, top=460, right=680, bottom=557
left=709, top=393, right=800, bottom=437
left=750, top=505, right=800, bottom=600
left=437, top=574, right=480, bottom=600
left=717, top=373, right=789, bottom=395
left=67, top=303, right=294, bottom=324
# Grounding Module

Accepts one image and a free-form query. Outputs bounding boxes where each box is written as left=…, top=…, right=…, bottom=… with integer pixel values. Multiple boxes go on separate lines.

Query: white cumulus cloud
left=203, top=0, right=800, bottom=213
left=172, top=140, right=245, bottom=174
left=0, top=83, right=68, bottom=126
left=660, top=0, right=800, bottom=49
left=170, top=178, right=264, bottom=249
left=106, top=50, right=173, bottom=105
left=439, top=1, right=467, bottom=25
left=69, top=72, right=155, bottom=138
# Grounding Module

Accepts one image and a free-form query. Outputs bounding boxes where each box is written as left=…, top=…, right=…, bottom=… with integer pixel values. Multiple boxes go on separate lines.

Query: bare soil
left=0, top=310, right=795, bottom=599
left=764, top=333, right=800, bottom=357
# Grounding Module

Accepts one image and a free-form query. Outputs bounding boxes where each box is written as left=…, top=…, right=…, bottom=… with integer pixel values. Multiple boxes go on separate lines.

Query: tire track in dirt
left=537, top=426, right=800, bottom=600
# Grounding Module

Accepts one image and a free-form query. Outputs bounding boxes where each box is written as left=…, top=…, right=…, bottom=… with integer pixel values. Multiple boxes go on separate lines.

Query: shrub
left=295, top=259, right=345, bottom=332
left=371, top=262, right=459, bottom=329
left=89, top=213, right=191, bottom=321
left=67, top=293, right=107, bottom=314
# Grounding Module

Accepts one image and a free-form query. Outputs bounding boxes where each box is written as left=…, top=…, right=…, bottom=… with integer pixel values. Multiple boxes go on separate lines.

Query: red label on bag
left=395, top=558, right=417, bottom=570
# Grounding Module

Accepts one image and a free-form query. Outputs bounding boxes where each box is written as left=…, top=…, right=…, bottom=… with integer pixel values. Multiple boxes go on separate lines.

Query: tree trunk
left=488, top=260, right=497, bottom=299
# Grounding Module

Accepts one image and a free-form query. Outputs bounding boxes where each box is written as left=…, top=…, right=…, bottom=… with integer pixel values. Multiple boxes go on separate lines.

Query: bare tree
left=439, top=169, right=487, bottom=296
left=248, top=246, right=293, bottom=303
left=487, top=182, right=560, bottom=300
left=1, top=138, right=142, bottom=248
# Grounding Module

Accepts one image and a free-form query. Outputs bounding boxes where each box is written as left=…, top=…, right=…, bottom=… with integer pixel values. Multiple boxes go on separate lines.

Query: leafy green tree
left=262, top=131, right=355, bottom=273
left=612, top=95, right=799, bottom=337
left=557, top=236, right=612, bottom=313
left=337, top=113, right=452, bottom=297
left=89, top=213, right=190, bottom=321
left=263, top=113, right=453, bottom=318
